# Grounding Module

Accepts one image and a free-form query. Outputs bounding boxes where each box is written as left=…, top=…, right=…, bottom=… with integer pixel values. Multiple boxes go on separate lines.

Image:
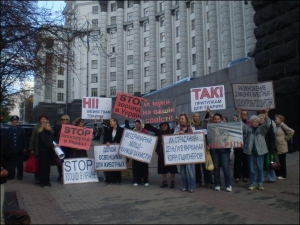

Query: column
left=179, top=1, right=188, bottom=78
left=220, top=1, right=232, bottom=68
left=149, top=1, right=157, bottom=91
left=116, top=1, right=124, bottom=93
left=133, top=0, right=141, bottom=93
left=165, top=1, right=173, bottom=85
left=195, top=1, right=204, bottom=76
left=208, top=1, right=219, bottom=72
left=244, top=3, right=256, bottom=55
left=233, top=1, right=245, bottom=58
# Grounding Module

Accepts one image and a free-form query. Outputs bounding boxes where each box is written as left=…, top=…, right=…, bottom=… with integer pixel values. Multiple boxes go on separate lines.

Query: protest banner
left=58, top=124, right=93, bottom=151
left=141, top=99, right=176, bottom=124
left=207, top=122, right=243, bottom=149
left=82, top=97, right=112, bottom=119
left=112, top=92, right=147, bottom=119
left=190, top=85, right=226, bottom=112
left=163, top=133, right=206, bottom=165
left=63, top=158, right=98, bottom=184
left=119, top=129, right=158, bottom=164
left=94, top=144, right=127, bottom=171
left=231, top=81, right=275, bottom=110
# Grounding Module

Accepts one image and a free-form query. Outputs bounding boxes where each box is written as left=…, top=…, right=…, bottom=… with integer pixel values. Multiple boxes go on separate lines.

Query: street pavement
left=4, top=141, right=299, bottom=224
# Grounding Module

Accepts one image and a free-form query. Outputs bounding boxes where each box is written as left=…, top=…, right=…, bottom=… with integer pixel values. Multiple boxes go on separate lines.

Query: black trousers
left=233, top=148, right=249, bottom=179
left=132, top=160, right=149, bottom=183
left=195, top=164, right=213, bottom=184
left=8, top=153, right=23, bottom=179
left=105, top=171, right=122, bottom=183
left=275, top=153, right=287, bottom=178
left=38, top=151, right=52, bottom=185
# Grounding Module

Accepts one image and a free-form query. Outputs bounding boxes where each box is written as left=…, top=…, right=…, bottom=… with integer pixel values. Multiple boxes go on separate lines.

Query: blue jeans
left=180, top=164, right=195, bottom=190
left=248, top=154, right=265, bottom=185
left=211, top=149, right=231, bottom=188
left=265, top=169, right=276, bottom=182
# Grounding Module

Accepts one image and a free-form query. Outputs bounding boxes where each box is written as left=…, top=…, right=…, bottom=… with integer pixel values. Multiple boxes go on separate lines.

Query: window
left=176, top=10, right=180, bottom=20
left=160, top=32, right=165, bottom=42
left=176, top=26, right=180, bottom=37
left=91, top=74, right=98, bottom=83
left=127, top=55, right=133, bottom=65
left=206, top=11, right=209, bottom=23
left=57, top=80, right=64, bottom=88
left=58, top=66, right=64, bottom=75
left=144, top=67, right=149, bottom=77
left=160, top=16, right=165, bottom=27
left=161, top=63, right=166, bottom=73
left=111, top=29, right=116, bottom=38
left=72, top=91, right=74, bottom=99
left=144, top=52, right=149, bottom=62
left=177, top=59, right=181, bottom=70
left=110, top=44, right=116, bottom=53
left=193, top=71, right=196, bottom=77
left=207, top=29, right=210, bottom=40
left=110, top=86, right=116, bottom=96
left=191, top=2, right=194, bottom=14
left=192, top=36, right=196, bottom=48
left=144, top=21, right=149, bottom=32
left=127, top=84, right=133, bottom=94
left=208, top=48, right=211, bottom=59
left=192, top=54, right=196, bottom=65
left=72, top=78, right=74, bottom=87
left=177, top=75, right=181, bottom=81
left=127, top=41, right=133, bottom=50
left=176, top=42, right=181, bottom=53
left=127, top=69, right=133, bottom=79
left=111, top=3, right=116, bottom=11
left=127, top=12, right=133, bottom=22
left=91, top=88, right=98, bottom=97
left=110, top=72, right=116, bottom=81
left=92, top=60, right=98, bottom=69
left=110, top=57, right=116, bottom=67
left=92, top=6, right=98, bottom=14
left=161, top=79, right=167, bottom=88
left=92, top=19, right=98, bottom=28
left=57, top=93, right=64, bottom=101
left=128, top=0, right=134, bottom=8
left=144, top=37, right=149, bottom=47
left=160, top=48, right=165, bottom=58
left=144, top=8, right=149, bottom=17
left=111, top=16, right=116, bottom=25
left=191, top=19, right=195, bottom=30
left=57, top=107, right=64, bottom=115
left=144, top=82, right=150, bottom=93
left=159, top=2, right=164, bottom=11
left=127, top=26, right=133, bottom=35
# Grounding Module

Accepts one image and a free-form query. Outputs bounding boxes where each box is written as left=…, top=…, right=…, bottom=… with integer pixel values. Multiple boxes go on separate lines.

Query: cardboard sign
left=119, top=129, right=158, bottom=163
left=141, top=99, right=176, bottom=124
left=207, top=122, right=243, bottom=149
left=232, top=81, right=275, bottom=110
left=163, top=133, right=206, bottom=165
left=113, top=92, right=147, bottom=119
left=82, top=97, right=112, bottom=119
left=94, top=144, right=127, bottom=171
left=63, top=158, right=98, bottom=184
left=190, top=85, right=226, bottom=112
left=59, top=124, right=93, bottom=151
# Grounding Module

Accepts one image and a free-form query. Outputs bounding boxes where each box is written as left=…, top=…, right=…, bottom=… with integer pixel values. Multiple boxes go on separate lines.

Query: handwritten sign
left=190, top=85, right=226, bottom=112
left=113, top=92, right=147, bottom=119
left=232, top=81, right=275, bottom=110
left=59, top=124, right=93, bottom=151
left=207, top=122, right=243, bottom=149
left=163, top=133, right=206, bottom=165
left=119, top=129, right=157, bottom=163
left=141, top=99, right=176, bottom=124
left=94, top=144, right=127, bottom=171
left=63, top=158, right=98, bottom=184
left=82, top=97, right=112, bottom=119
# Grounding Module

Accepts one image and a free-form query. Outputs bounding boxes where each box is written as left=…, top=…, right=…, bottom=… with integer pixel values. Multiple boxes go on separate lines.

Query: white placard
left=190, top=85, right=226, bottom=112
left=81, top=97, right=112, bottom=119
left=193, top=129, right=207, bottom=135
left=232, top=81, right=275, bottom=110
left=94, top=144, right=127, bottom=171
left=163, top=133, right=206, bottom=165
left=119, top=129, right=158, bottom=164
left=63, top=158, right=98, bottom=184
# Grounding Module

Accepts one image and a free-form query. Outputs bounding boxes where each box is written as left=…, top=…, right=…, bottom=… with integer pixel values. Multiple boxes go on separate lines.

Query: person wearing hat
left=6, top=116, right=26, bottom=180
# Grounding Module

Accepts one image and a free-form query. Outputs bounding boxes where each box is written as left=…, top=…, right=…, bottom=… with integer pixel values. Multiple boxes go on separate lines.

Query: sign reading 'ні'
left=81, top=97, right=112, bottom=119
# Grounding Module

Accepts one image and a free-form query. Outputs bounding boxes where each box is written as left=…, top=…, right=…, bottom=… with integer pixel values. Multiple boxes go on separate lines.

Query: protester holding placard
left=125, top=115, right=150, bottom=187
left=238, top=107, right=270, bottom=190
left=69, top=118, right=88, bottom=158
left=203, top=107, right=214, bottom=129
left=209, top=113, right=232, bottom=192
left=101, top=116, right=124, bottom=184
left=173, top=113, right=195, bottom=193
left=144, top=122, right=178, bottom=189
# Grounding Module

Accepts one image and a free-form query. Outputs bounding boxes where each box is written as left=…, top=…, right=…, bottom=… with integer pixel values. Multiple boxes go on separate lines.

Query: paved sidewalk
left=3, top=143, right=299, bottom=224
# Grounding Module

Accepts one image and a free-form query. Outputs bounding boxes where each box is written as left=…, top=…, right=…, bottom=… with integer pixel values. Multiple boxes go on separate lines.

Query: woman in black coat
left=101, top=117, right=124, bottom=184
left=144, top=122, right=178, bottom=188
left=38, top=121, right=55, bottom=187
